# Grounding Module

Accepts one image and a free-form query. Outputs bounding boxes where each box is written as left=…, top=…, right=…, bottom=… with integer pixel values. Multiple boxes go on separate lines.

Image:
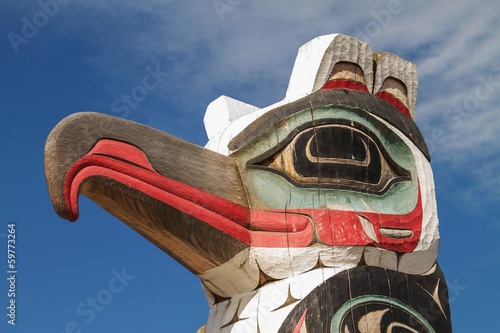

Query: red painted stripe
left=292, top=309, right=308, bottom=333
left=65, top=156, right=315, bottom=248
left=249, top=211, right=310, bottom=232
left=64, top=139, right=421, bottom=252
left=69, top=164, right=252, bottom=244
left=375, top=90, right=412, bottom=118
left=286, top=188, right=423, bottom=253
left=89, top=139, right=156, bottom=171
left=65, top=140, right=249, bottom=225
left=321, top=79, right=369, bottom=92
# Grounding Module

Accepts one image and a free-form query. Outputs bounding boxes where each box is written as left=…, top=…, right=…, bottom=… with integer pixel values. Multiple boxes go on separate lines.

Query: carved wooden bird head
left=45, top=34, right=445, bottom=332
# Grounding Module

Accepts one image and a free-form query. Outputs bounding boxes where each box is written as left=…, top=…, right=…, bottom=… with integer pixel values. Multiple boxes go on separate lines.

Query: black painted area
left=248, top=119, right=411, bottom=195
left=293, top=126, right=382, bottom=184
left=229, top=89, right=430, bottom=161
left=278, top=265, right=452, bottom=333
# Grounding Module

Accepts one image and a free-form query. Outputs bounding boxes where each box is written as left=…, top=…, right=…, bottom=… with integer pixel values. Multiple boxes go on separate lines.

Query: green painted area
left=234, top=105, right=418, bottom=214
left=330, top=295, right=435, bottom=332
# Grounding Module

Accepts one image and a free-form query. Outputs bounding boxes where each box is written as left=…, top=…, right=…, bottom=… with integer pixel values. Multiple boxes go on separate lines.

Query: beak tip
left=45, top=112, right=99, bottom=223
left=54, top=206, right=78, bottom=222
left=52, top=203, right=70, bottom=220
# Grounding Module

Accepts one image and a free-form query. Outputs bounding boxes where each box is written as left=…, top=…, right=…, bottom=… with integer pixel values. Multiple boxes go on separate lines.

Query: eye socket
left=248, top=121, right=411, bottom=194
left=294, top=125, right=380, bottom=182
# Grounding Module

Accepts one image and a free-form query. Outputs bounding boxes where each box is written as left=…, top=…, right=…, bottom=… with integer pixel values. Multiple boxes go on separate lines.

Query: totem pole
left=45, top=34, right=452, bottom=332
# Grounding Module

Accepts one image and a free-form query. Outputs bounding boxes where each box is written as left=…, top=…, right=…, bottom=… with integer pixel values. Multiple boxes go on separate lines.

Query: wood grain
left=228, top=89, right=430, bottom=161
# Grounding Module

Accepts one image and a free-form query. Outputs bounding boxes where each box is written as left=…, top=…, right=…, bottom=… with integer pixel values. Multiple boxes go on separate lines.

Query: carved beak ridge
left=44, top=112, right=250, bottom=274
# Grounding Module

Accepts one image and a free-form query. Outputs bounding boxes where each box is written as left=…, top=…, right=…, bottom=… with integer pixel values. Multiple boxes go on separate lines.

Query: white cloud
left=32, top=0, right=500, bottom=203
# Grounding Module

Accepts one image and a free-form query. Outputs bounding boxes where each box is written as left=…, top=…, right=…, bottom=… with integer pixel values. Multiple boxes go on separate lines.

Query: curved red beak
left=45, top=110, right=422, bottom=275
left=44, top=112, right=315, bottom=274
left=44, top=112, right=252, bottom=273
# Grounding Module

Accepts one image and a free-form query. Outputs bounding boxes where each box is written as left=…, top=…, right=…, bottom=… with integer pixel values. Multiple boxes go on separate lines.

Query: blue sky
left=1, top=0, right=499, bottom=332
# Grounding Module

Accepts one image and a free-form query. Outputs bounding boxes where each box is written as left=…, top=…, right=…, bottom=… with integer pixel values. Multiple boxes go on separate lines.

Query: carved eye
left=248, top=121, right=411, bottom=194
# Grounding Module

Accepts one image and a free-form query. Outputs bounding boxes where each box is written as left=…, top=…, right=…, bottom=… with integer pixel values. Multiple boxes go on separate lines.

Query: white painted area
left=204, top=106, right=269, bottom=155
left=200, top=33, right=440, bottom=331
left=359, top=215, right=379, bottom=242
left=199, top=245, right=363, bottom=298
left=375, top=114, right=440, bottom=274
left=198, top=249, right=259, bottom=298
left=204, top=34, right=374, bottom=155
left=204, top=267, right=346, bottom=333
left=200, top=118, right=440, bottom=330
left=364, top=247, right=398, bottom=270
left=203, top=95, right=260, bottom=141
left=285, top=33, right=373, bottom=99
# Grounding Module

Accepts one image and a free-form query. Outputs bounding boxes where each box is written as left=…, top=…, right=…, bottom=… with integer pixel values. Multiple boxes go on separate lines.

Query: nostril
left=379, top=228, right=413, bottom=239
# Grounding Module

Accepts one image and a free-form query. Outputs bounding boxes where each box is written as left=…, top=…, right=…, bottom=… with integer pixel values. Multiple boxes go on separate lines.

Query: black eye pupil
left=309, top=127, right=367, bottom=161
left=293, top=126, right=382, bottom=185
left=248, top=119, right=411, bottom=195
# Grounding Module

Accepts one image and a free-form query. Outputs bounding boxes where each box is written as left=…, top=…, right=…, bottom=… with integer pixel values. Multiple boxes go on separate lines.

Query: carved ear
left=285, top=34, right=373, bottom=99
left=373, top=52, right=418, bottom=119
left=284, top=35, right=418, bottom=119
left=205, top=34, right=421, bottom=156
left=321, top=61, right=369, bottom=92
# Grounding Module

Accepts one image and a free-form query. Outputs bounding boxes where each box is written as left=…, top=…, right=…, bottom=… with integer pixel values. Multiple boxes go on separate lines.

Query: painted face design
left=233, top=93, right=426, bottom=254
left=45, top=33, right=449, bottom=333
